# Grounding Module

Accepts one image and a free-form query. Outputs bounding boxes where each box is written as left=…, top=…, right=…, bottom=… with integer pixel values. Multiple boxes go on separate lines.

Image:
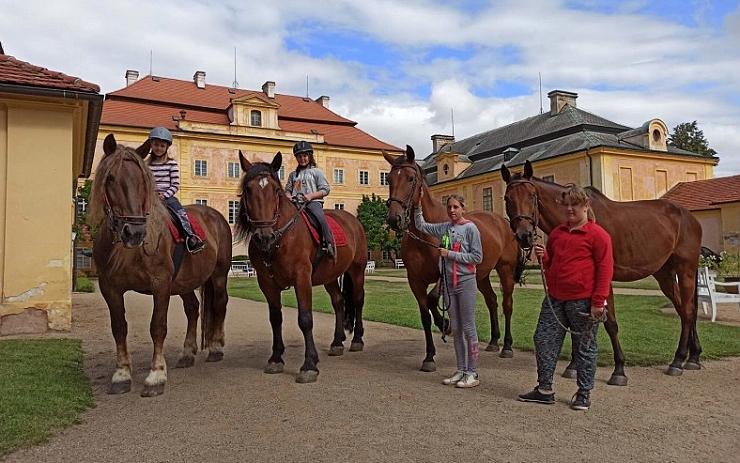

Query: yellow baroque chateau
left=424, top=90, right=717, bottom=216
left=94, top=70, right=402, bottom=254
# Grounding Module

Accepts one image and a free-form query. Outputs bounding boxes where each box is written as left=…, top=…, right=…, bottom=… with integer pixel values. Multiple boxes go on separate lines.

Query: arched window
left=443, top=164, right=449, bottom=175
left=250, top=110, right=262, bottom=127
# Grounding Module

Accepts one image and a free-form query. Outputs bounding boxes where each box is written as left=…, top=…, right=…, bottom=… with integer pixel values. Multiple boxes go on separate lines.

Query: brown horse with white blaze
left=236, top=151, right=368, bottom=383
left=384, top=146, right=523, bottom=372
left=501, top=160, right=703, bottom=381
left=89, top=134, right=232, bottom=397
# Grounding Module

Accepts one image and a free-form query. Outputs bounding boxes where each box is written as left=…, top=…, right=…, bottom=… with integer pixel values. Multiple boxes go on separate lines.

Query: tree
left=668, top=121, right=717, bottom=157
left=74, top=180, right=93, bottom=234
left=357, top=194, right=389, bottom=252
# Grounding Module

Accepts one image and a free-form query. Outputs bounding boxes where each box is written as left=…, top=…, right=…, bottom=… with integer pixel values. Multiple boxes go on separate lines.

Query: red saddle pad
left=301, top=212, right=348, bottom=247
left=166, top=215, right=206, bottom=243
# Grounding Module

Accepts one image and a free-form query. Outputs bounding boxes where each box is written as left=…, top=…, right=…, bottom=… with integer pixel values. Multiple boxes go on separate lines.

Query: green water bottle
left=441, top=232, right=450, bottom=249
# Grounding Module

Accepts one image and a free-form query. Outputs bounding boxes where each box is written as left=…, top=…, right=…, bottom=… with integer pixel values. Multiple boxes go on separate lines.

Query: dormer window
left=250, top=110, right=262, bottom=127
left=652, top=129, right=661, bottom=142
left=443, top=164, right=449, bottom=175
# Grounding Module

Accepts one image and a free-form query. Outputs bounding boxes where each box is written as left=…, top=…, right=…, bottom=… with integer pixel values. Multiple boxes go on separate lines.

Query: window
left=382, top=249, right=392, bottom=260
left=250, top=110, right=262, bottom=127
left=359, top=170, right=369, bottom=185
left=542, top=175, right=555, bottom=183
left=443, top=164, right=449, bottom=175
left=482, top=187, right=493, bottom=212
left=334, top=168, right=344, bottom=184
left=75, top=250, right=92, bottom=270
left=228, top=200, right=239, bottom=225
left=334, top=203, right=345, bottom=210
left=76, top=197, right=87, bottom=216
left=380, top=171, right=389, bottom=186
left=278, top=165, right=285, bottom=181
left=227, top=162, right=240, bottom=179
left=194, top=159, right=208, bottom=177
left=195, top=199, right=208, bottom=206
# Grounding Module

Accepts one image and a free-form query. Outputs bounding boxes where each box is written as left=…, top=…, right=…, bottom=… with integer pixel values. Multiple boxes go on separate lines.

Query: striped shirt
left=148, top=159, right=180, bottom=199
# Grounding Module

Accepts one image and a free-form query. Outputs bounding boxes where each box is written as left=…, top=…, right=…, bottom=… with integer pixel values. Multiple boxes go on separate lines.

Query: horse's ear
left=406, top=145, right=415, bottom=162
left=271, top=152, right=282, bottom=172
left=383, top=150, right=400, bottom=166
left=524, top=160, right=534, bottom=179
left=501, top=164, right=511, bottom=184
left=135, top=139, right=151, bottom=159
left=238, top=150, right=252, bottom=172
left=103, top=134, right=117, bottom=156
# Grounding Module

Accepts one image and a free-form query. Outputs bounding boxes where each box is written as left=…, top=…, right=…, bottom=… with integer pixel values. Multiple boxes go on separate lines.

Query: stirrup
left=186, top=237, right=206, bottom=254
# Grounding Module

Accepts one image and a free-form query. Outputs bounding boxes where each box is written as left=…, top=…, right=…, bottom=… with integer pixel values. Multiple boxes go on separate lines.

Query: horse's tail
left=342, top=272, right=356, bottom=333
left=200, top=279, right=215, bottom=351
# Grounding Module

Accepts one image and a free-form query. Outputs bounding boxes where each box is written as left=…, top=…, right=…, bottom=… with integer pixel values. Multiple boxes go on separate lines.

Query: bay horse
left=384, top=146, right=523, bottom=372
left=89, top=134, right=232, bottom=397
left=235, top=151, right=367, bottom=383
left=501, top=160, right=703, bottom=381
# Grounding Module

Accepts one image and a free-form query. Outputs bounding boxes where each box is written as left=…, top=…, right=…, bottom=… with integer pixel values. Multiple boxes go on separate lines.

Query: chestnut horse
left=236, top=151, right=367, bottom=383
left=384, top=146, right=523, bottom=372
left=89, top=134, right=232, bottom=397
left=501, top=160, right=703, bottom=381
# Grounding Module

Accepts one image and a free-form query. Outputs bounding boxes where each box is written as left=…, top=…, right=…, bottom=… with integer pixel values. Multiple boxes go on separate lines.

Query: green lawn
left=228, top=278, right=740, bottom=367
left=0, top=339, right=94, bottom=457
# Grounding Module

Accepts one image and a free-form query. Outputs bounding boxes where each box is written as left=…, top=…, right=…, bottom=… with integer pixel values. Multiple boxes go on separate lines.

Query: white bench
left=365, top=260, right=376, bottom=274
left=394, top=259, right=405, bottom=269
left=230, top=260, right=256, bottom=278
left=697, top=266, right=740, bottom=322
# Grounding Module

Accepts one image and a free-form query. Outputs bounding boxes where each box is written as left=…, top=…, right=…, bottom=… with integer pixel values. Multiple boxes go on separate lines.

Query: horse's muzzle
left=120, top=223, right=146, bottom=248
left=387, top=213, right=408, bottom=232
left=252, top=228, right=277, bottom=252
left=515, top=230, right=535, bottom=250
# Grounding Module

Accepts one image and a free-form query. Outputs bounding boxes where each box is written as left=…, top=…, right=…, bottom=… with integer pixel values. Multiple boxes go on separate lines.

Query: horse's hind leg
left=603, top=290, right=628, bottom=386
left=654, top=264, right=694, bottom=376
left=349, top=268, right=366, bottom=352
left=100, top=281, right=132, bottom=394
left=477, top=276, right=503, bottom=355
left=325, top=280, right=346, bottom=356
left=410, top=278, right=437, bottom=372
left=176, top=291, right=199, bottom=368
left=205, top=274, right=228, bottom=362
left=142, top=287, right=171, bottom=397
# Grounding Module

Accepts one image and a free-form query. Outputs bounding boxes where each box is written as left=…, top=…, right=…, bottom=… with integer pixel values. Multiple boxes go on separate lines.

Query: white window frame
left=227, top=162, right=240, bottom=179
left=380, top=171, right=389, bottom=186
left=359, top=170, right=369, bottom=186
left=482, top=187, right=492, bottom=212
left=228, top=200, right=239, bottom=225
left=334, top=203, right=345, bottom=210
left=250, top=110, right=262, bottom=127
left=333, top=168, right=344, bottom=184
left=195, top=199, right=208, bottom=206
left=194, top=159, right=208, bottom=177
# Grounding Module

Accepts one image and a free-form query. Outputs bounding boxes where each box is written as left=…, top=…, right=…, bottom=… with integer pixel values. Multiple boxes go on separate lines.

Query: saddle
left=300, top=211, right=348, bottom=247
left=166, top=216, right=206, bottom=243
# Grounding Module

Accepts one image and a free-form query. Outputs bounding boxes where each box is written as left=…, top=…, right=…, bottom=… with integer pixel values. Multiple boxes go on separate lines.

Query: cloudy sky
left=2, top=0, right=738, bottom=175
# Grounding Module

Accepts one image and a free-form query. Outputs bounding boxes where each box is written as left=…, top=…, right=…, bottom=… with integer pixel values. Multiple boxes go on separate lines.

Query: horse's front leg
left=142, top=286, right=171, bottom=397
left=259, top=277, right=285, bottom=374
left=410, top=278, right=437, bottom=372
left=100, top=280, right=132, bottom=394
left=295, top=273, right=319, bottom=383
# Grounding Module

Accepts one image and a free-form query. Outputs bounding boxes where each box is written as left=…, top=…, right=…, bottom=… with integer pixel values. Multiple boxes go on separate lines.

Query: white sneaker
left=455, top=372, right=480, bottom=388
left=442, top=370, right=465, bottom=385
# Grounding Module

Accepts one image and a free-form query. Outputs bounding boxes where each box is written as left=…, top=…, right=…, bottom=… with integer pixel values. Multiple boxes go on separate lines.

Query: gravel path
left=5, top=290, right=740, bottom=463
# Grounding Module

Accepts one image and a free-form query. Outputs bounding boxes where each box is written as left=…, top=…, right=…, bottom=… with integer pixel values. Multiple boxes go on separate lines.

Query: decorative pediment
left=230, top=93, right=279, bottom=109
left=227, top=92, right=279, bottom=129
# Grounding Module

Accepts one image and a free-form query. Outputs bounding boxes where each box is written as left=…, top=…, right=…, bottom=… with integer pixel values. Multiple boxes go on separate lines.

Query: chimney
left=262, top=81, right=275, bottom=98
left=315, top=95, right=330, bottom=108
left=431, top=134, right=455, bottom=153
left=548, top=90, right=578, bottom=116
left=125, top=69, right=139, bottom=87
left=193, top=71, right=206, bottom=89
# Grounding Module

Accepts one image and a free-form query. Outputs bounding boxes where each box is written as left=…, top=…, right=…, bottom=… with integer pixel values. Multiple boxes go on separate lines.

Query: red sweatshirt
left=542, top=220, right=614, bottom=308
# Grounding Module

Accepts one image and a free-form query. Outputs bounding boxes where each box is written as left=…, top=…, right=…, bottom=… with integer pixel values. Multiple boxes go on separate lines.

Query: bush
left=75, top=276, right=95, bottom=293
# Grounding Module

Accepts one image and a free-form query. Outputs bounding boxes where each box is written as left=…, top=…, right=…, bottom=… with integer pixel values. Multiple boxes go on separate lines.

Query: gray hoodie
left=414, top=207, right=483, bottom=288
left=285, top=167, right=330, bottom=203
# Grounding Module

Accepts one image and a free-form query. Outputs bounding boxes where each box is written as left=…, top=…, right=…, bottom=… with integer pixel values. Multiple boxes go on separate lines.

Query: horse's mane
left=235, top=162, right=282, bottom=241
left=88, top=144, right=168, bottom=238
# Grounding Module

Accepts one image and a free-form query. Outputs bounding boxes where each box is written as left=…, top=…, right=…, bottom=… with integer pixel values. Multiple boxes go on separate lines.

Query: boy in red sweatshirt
left=518, top=184, right=613, bottom=411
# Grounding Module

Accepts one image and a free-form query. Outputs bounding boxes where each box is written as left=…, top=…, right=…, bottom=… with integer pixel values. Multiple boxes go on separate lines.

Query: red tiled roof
left=662, top=175, right=740, bottom=211
left=102, top=75, right=401, bottom=151
left=0, top=54, right=99, bottom=93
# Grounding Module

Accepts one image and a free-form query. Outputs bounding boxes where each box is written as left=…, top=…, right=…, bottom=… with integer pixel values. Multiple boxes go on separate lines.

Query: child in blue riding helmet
left=285, top=140, right=335, bottom=259
left=147, top=127, right=205, bottom=254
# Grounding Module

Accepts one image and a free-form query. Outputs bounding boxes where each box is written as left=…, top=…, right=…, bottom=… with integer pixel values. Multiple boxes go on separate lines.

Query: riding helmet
left=149, top=127, right=173, bottom=145
left=293, top=140, right=313, bottom=156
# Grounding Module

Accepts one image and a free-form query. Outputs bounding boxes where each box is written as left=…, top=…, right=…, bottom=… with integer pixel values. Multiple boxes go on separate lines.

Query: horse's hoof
left=328, top=345, right=344, bottom=356
left=562, top=368, right=577, bottom=379
left=175, top=356, right=195, bottom=369
left=349, top=342, right=364, bottom=352
left=486, top=343, right=500, bottom=352
left=684, top=361, right=702, bottom=371
left=607, top=375, right=629, bottom=386
left=205, top=351, right=224, bottom=363
left=108, top=380, right=131, bottom=395
left=264, top=362, right=284, bottom=374
left=420, top=361, right=436, bottom=372
left=140, top=383, right=165, bottom=397
left=296, top=370, right=319, bottom=384
left=665, top=366, right=683, bottom=377
left=499, top=349, right=514, bottom=358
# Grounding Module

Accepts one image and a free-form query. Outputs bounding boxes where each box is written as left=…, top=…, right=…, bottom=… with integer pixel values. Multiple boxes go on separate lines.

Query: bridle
left=103, top=154, right=150, bottom=242
left=505, top=179, right=541, bottom=238
left=241, top=172, right=281, bottom=230
left=386, top=164, right=420, bottom=226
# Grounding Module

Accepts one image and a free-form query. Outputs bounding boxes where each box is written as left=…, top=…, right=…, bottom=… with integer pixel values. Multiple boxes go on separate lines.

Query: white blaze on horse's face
left=259, top=177, right=269, bottom=189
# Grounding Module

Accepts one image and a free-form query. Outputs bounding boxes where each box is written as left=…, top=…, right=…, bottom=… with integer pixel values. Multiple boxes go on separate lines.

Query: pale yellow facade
left=0, top=93, right=97, bottom=334
left=719, top=202, right=740, bottom=253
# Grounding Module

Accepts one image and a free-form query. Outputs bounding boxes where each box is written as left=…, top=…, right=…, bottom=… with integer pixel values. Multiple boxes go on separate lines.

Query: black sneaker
left=518, top=387, right=555, bottom=405
left=570, top=390, right=591, bottom=411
